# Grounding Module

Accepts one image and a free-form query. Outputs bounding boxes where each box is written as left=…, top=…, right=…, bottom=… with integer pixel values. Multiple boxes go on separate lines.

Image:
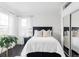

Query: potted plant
left=0, top=35, right=18, bottom=57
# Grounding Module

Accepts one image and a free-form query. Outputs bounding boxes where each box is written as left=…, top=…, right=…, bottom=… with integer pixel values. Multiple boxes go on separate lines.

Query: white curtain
left=0, top=12, right=18, bottom=36
left=18, top=17, right=33, bottom=37
left=8, top=14, right=18, bottom=36
left=0, top=12, right=9, bottom=35
left=17, top=17, right=33, bottom=45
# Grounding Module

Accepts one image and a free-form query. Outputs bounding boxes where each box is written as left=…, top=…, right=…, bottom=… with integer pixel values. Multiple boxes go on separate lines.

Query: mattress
left=21, top=37, right=65, bottom=57
left=64, top=36, right=79, bottom=54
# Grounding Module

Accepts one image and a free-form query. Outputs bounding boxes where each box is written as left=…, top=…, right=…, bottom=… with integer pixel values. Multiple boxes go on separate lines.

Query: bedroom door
left=63, top=14, right=71, bottom=57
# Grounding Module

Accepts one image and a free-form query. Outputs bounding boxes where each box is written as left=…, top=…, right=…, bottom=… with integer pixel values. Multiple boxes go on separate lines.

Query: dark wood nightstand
left=24, top=37, right=31, bottom=45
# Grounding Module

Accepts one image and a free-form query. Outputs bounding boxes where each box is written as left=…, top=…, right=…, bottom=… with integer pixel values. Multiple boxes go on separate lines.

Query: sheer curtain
left=0, top=12, right=18, bottom=36
left=18, top=17, right=32, bottom=45
left=0, top=12, right=33, bottom=45
left=8, top=14, right=18, bottom=36
left=0, top=12, right=9, bottom=35
left=18, top=17, right=33, bottom=37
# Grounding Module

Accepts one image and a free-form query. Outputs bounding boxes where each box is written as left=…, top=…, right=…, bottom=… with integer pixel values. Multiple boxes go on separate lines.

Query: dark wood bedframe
left=27, top=26, right=61, bottom=57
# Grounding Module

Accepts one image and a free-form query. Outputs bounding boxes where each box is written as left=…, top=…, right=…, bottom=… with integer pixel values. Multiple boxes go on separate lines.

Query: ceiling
left=0, top=2, right=63, bottom=17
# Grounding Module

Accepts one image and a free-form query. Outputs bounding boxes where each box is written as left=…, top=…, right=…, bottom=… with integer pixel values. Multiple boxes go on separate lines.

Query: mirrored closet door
left=71, top=10, right=79, bottom=57
left=63, top=14, right=71, bottom=57
left=63, top=9, right=79, bottom=57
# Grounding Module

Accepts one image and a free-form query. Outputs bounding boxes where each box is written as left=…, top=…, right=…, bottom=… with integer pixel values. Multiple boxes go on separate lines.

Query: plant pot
left=5, top=48, right=8, bottom=57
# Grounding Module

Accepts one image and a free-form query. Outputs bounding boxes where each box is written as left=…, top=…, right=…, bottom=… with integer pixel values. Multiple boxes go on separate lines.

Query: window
left=0, top=12, right=9, bottom=35
left=0, top=12, right=8, bottom=26
left=21, top=18, right=31, bottom=28
left=19, top=17, right=32, bottom=37
left=21, top=18, right=27, bottom=27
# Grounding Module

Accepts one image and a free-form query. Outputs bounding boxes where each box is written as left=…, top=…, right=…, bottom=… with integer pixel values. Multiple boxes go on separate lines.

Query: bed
left=21, top=27, right=65, bottom=57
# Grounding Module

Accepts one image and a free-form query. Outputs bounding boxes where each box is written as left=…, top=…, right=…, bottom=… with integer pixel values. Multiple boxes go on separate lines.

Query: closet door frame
left=63, top=14, right=71, bottom=57
left=69, top=14, right=72, bottom=57
left=70, top=9, right=79, bottom=57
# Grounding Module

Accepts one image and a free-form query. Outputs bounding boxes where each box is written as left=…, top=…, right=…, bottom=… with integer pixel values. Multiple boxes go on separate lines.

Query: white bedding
left=64, top=36, right=79, bottom=54
left=21, top=37, right=65, bottom=57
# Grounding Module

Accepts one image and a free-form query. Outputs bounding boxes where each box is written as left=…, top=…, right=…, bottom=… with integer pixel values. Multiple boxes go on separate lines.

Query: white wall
left=32, top=13, right=61, bottom=43
left=63, top=14, right=70, bottom=27
left=72, top=10, right=79, bottom=27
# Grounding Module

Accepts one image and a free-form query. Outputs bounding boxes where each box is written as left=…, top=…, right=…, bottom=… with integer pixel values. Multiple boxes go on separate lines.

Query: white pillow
left=34, top=30, right=43, bottom=37
left=43, top=30, right=52, bottom=37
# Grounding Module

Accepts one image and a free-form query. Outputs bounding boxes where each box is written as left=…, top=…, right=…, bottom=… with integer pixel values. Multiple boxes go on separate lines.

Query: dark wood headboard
left=33, top=27, right=53, bottom=36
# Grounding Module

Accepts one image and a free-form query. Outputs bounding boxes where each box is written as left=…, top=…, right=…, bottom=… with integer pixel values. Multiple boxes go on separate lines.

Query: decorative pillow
left=34, top=30, right=43, bottom=37
left=43, top=30, right=52, bottom=37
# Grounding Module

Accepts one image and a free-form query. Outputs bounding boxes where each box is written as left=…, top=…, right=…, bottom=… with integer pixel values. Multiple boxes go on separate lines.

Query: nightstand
left=24, top=37, right=31, bottom=45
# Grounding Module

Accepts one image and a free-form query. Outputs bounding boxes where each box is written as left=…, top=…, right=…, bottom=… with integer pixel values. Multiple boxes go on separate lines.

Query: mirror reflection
left=63, top=15, right=70, bottom=57
left=71, top=10, right=79, bottom=57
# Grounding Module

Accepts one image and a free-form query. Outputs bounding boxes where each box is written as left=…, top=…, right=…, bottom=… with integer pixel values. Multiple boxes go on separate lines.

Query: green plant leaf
left=0, top=35, right=18, bottom=48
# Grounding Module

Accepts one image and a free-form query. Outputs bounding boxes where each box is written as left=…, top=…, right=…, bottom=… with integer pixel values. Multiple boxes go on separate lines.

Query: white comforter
left=21, top=37, right=65, bottom=57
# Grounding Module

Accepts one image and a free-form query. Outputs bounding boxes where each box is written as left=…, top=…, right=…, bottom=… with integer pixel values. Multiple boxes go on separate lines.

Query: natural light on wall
left=19, top=17, right=32, bottom=37
left=21, top=18, right=31, bottom=28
